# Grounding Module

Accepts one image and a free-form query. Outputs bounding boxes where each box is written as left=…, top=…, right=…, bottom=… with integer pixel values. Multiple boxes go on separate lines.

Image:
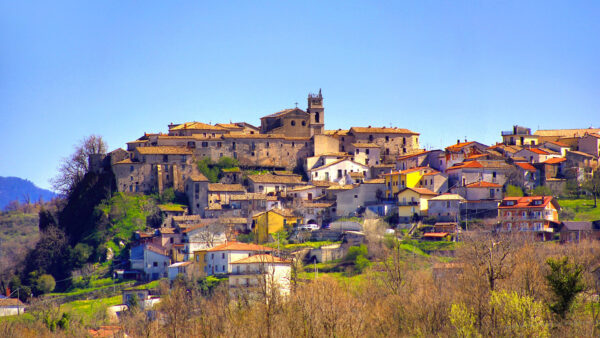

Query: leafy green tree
left=345, top=244, right=368, bottom=262
left=532, top=185, right=552, bottom=197
left=354, top=255, right=370, bottom=273
left=505, top=184, right=524, bottom=197
left=70, top=243, right=92, bottom=268
left=36, top=274, right=56, bottom=294
left=449, top=303, right=480, bottom=338
left=546, top=257, right=585, bottom=319
left=489, top=290, right=549, bottom=337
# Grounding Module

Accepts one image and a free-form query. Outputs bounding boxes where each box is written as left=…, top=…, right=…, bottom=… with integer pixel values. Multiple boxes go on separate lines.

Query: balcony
left=398, top=201, right=419, bottom=206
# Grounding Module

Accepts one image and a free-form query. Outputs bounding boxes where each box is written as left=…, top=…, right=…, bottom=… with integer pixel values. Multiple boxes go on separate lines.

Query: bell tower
left=307, top=89, right=324, bottom=136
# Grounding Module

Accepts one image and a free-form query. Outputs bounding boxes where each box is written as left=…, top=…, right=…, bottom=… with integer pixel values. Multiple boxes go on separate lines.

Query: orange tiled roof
left=350, top=126, right=418, bottom=135
left=135, top=146, right=193, bottom=155
left=169, top=122, right=226, bottom=131
left=464, top=181, right=502, bottom=188
left=446, top=141, right=476, bottom=152
left=261, top=108, right=307, bottom=119
left=364, top=178, right=385, bottom=184
left=248, top=173, right=304, bottom=184
left=207, top=183, right=245, bottom=192
left=230, top=254, right=290, bottom=264
left=396, top=150, right=430, bottom=160
left=423, top=232, right=449, bottom=238
left=207, top=241, right=273, bottom=252
left=499, top=196, right=557, bottom=209
left=543, top=157, right=566, bottom=164
left=514, top=162, right=537, bottom=171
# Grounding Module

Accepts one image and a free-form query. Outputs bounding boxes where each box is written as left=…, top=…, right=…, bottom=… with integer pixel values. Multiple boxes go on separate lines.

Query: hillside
left=0, top=176, right=56, bottom=210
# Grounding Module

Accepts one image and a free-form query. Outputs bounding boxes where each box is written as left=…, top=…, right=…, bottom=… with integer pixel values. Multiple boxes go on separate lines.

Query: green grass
left=157, top=203, right=187, bottom=212
left=557, top=198, right=600, bottom=221
left=46, top=280, right=133, bottom=297
left=60, top=295, right=122, bottom=323
left=128, top=279, right=163, bottom=290
left=266, top=240, right=341, bottom=250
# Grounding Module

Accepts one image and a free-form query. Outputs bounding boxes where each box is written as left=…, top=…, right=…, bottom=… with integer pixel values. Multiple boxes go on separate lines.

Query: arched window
left=291, top=120, right=296, bottom=126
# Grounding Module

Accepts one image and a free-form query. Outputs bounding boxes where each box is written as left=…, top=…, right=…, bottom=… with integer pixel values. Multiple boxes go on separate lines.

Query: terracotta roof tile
left=230, top=254, right=290, bottom=264
left=248, top=173, right=304, bottom=185
left=207, top=183, right=245, bottom=192
left=207, top=241, right=273, bottom=252
left=169, top=122, right=226, bottom=131
left=350, top=126, right=418, bottom=135
left=543, top=157, right=566, bottom=164
left=135, top=146, right=193, bottom=155
left=514, top=162, right=537, bottom=171
left=464, top=181, right=502, bottom=188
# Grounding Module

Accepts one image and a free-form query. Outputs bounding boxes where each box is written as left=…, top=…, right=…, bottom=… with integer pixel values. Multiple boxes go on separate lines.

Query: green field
left=557, top=198, right=600, bottom=221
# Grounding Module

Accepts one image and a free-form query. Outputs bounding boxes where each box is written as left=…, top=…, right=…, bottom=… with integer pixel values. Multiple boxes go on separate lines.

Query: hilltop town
left=3, top=90, right=600, bottom=336
left=83, top=90, right=600, bottom=283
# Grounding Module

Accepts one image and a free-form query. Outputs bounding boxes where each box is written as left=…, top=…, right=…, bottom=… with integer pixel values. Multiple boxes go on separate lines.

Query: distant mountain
left=0, top=176, right=57, bottom=210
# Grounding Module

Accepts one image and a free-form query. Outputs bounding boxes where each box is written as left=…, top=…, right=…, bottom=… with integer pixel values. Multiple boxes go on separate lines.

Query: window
left=356, top=149, right=359, bottom=154
left=266, top=142, right=270, bottom=147
left=385, top=136, right=389, bottom=142
left=202, top=142, right=208, bottom=147
left=211, top=253, right=214, bottom=259
left=369, top=135, right=374, bottom=142
left=315, top=112, right=320, bottom=123
left=354, top=195, right=358, bottom=198
left=302, top=121, right=306, bottom=126
left=366, top=149, right=370, bottom=155
left=222, top=253, right=225, bottom=259
left=163, top=155, right=168, bottom=163
left=182, top=155, right=187, bottom=162
left=337, top=169, right=342, bottom=178
left=130, top=165, right=134, bottom=172
left=291, top=120, right=296, bottom=126
left=153, top=262, right=158, bottom=267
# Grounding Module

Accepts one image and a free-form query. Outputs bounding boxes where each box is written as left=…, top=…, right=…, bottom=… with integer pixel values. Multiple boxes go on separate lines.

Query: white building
left=204, top=241, right=273, bottom=276
left=0, top=298, right=25, bottom=317
left=308, top=158, right=369, bottom=184
left=229, top=254, right=292, bottom=296
left=181, top=222, right=227, bottom=260
left=129, top=244, right=171, bottom=281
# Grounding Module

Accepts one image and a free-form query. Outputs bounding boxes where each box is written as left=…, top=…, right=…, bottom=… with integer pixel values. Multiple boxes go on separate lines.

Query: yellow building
left=252, top=208, right=300, bottom=243
left=396, top=187, right=438, bottom=223
left=383, top=166, right=434, bottom=198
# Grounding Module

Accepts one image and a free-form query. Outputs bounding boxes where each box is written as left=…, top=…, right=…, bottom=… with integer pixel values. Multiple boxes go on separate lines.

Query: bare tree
left=50, top=134, right=107, bottom=196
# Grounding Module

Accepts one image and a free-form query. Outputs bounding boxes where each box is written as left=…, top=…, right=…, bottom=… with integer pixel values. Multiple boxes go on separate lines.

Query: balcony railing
left=398, top=201, right=419, bottom=206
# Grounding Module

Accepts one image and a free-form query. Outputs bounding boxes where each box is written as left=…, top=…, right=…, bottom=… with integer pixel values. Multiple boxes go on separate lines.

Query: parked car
left=298, top=223, right=319, bottom=231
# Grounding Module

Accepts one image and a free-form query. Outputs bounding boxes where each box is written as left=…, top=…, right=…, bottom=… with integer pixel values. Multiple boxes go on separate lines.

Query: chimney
left=457, top=139, right=460, bottom=144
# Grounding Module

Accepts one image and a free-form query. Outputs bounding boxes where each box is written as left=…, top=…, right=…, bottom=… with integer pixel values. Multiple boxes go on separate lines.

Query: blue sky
left=1, top=1, right=599, bottom=190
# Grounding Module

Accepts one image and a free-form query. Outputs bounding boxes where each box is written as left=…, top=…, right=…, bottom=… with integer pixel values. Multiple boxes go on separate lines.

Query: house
left=543, top=141, right=570, bottom=157
left=453, top=181, right=503, bottom=201
left=396, top=187, right=438, bottom=223
left=579, top=133, right=600, bottom=158
left=514, top=148, right=561, bottom=164
left=247, top=173, right=305, bottom=194
left=308, top=158, right=369, bottom=184
left=252, top=208, right=301, bottom=243
left=0, top=298, right=25, bottom=317
left=297, top=201, right=335, bottom=226
left=443, top=140, right=488, bottom=170
left=395, top=150, right=445, bottom=172
left=501, top=125, right=539, bottom=146
left=229, top=254, right=292, bottom=296
left=129, top=244, right=171, bottom=281
left=514, top=162, right=539, bottom=191
left=497, top=196, right=560, bottom=240
left=349, top=143, right=382, bottom=166
left=185, top=174, right=209, bottom=216
left=445, top=160, right=512, bottom=188
left=335, top=179, right=386, bottom=216
left=428, top=194, right=466, bottom=222
left=288, top=185, right=323, bottom=202
left=565, top=151, right=599, bottom=182
left=204, top=241, right=273, bottom=276
left=534, top=127, right=600, bottom=143
left=382, top=166, right=435, bottom=198
left=559, top=221, right=600, bottom=243
left=157, top=204, right=187, bottom=227
left=207, top=183, right=246, bottom=206
left=419, top=171, right=449, bottom=194
left=122, top=288, right=160, bottom=310
left=168, top=261, right=195, bottom=280
left=181, top=221, right=227, bottom=260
